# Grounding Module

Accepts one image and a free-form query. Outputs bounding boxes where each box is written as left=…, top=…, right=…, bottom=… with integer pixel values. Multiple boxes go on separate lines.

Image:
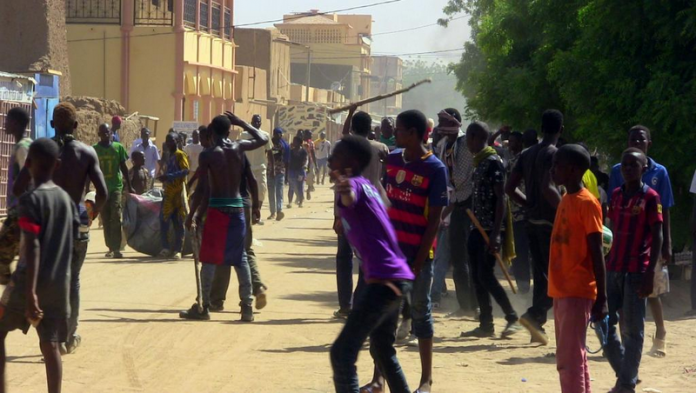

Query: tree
left=443, top=0, right=696, bottom=248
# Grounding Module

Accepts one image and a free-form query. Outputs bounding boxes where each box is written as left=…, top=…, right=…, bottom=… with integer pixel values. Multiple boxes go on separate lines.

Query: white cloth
left=690, top=170, right=696, bottom=194
left=316, top=140, right=332, bottom=160
left=131, top=142, right=160, bottom=178
left=240, top=130, right=271, bottom=172
left=184, top=143, right=204, bottom=175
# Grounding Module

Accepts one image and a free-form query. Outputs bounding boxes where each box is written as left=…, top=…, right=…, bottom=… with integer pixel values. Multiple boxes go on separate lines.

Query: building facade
left=274, top=10, right=372, bottom=103
left=66, top=0, right=236, bottom=142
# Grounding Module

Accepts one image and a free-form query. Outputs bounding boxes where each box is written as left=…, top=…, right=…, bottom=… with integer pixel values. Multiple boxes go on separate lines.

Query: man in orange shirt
left=548, top=144, right=608, bottom=393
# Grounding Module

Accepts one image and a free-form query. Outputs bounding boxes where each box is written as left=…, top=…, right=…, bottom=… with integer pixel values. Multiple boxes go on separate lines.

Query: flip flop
left=650, top=335, right=667, bottom=357
left=359, top=384, right=382, bottom=393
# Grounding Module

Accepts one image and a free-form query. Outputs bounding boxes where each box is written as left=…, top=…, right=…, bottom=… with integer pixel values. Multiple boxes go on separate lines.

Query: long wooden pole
left=328, top=78, right=432, bottom=114
left=466, top=209, right=517, bottom=294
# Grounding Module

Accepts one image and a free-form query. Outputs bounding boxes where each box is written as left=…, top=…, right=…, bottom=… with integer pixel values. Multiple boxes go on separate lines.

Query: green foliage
left=444, top=0, right=696, bottom=249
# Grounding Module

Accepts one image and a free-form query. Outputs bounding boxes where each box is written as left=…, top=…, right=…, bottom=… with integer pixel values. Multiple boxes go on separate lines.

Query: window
left=184, top=0, right=196, bottom=27
left=211, top=3, right=221, bottom=36
left=66, top=0, right=121, bottom=24
left=200, top=2, right=209, bottom=32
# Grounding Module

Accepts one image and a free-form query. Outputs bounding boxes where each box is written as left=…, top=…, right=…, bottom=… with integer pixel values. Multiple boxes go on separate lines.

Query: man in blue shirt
left=608, top=125, right=672, bottom=357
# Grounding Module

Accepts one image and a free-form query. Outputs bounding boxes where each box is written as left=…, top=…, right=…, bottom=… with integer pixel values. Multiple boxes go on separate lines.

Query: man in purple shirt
left=329, top=135, right=414, bottom=393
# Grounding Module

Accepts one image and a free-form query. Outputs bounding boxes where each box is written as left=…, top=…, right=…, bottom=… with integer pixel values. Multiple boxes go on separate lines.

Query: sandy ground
left=4, top=184, right=696, bottom=392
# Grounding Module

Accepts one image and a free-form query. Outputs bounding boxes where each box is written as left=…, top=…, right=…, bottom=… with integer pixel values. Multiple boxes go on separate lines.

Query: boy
left=157, top=132, right=189, bottom=259
left=362, top=110, right=447, bottom=393
left=303, top=130, right=318, bottom=200
left=548, top=144, right=607, bottom=393
left=604, top=148, right=663, bottom=393
left=506, top=110, right=565, bottom=345
left=181, top=113, right=267, bottom=322
left=93, top=123, right=133, bottom=258
left=460, top=121, right=521, bottom=338
left=315, top=131, right=331, bottom=185
left=329, top=135, right=414, bottom=393
left=608, top=125, right=672, bottom=357
left=0, top=107, right=32, bottom=284
left=129, top=151, right=151, bottom=195
left=267, top=128, right=289, bottom=221
left=287, top=136, right=307, bottom=208
left=0, top=138, right=79, bottom=393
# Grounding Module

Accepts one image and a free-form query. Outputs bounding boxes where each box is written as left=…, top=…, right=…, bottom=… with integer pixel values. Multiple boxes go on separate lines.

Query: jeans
left=450, top=203, right=477, bottom=312
left=200, top=252, right=253, bottom=308
left=267, top=173, right=284, bottom=215
left=512, top=220, right=531, bottom=293
left=525, top=222, right=554, bottom=326
left=411, top=259, right=434, bottom=339
left=336, top=234, right=355, bottom=310
left=331, top=281, right=412, bottom=393
left=604, top=272, right=646, bottom=390
left=317, top=158, right=328, bottom=183
left=287, top=170, right=305, bottom=204
left=102, top=190, right=123, bottom=252
left=554, top=297, right=593, bottom=393
left=431, top=225, right=450, bottom=303
left=69, top=238, right=89, bottom=339
left=468, top=230, right=518, bottom=328
left=160, top=209, right=185, bottom=253
left=210, top=205, right=266, bottom=307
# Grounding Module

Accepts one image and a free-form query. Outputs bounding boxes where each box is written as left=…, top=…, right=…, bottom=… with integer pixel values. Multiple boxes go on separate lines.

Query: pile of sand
left=63, top=96, right=141, bottom=152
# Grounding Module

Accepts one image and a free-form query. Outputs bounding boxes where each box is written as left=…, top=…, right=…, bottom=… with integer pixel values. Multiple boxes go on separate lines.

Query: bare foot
left=414, top=380, right=432, bottom=393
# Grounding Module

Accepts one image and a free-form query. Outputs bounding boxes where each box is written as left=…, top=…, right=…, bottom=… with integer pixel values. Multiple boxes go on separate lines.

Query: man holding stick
left=460, top=121, right=522, bottom=339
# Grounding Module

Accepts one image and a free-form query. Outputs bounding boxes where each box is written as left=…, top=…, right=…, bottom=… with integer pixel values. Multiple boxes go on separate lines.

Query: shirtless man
left=180, top=112, right=268, bottom=322
left=13, top=102, right=107, bottom=354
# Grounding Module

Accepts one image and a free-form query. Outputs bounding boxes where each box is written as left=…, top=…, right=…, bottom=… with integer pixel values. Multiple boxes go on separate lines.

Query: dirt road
left=5, top=184, right=696, bottom=392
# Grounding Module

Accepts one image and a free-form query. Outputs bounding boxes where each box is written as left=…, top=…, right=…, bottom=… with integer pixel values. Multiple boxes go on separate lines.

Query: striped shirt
left=607, top=184, right=663, bottom=273
left=384, top=150, right=449, bottom=261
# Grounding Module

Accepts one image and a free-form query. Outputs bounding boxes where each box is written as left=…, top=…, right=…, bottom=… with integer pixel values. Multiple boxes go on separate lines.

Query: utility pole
left=305, top=48, right=312, bottom=102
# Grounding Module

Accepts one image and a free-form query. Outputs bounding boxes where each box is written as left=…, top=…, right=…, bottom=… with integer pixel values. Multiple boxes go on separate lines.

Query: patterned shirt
left=471, top=155, right=506, bottom=231
left=608, top=157, right=674, bottom=208
left=384, top=150, right=449, bottom=261
left=436, top=134, right=473, bottom=203
left=304, top=139, right=316, bottom=166
left=607, top=184, right=663, bottom=273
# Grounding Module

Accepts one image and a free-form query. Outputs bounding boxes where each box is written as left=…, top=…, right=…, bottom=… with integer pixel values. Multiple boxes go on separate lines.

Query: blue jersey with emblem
left=608, top=157, right=674, bottom=208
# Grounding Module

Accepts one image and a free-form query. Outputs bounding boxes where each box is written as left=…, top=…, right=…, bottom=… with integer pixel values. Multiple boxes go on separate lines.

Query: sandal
left=650, top=335, right=667, bottom=357
left=359, top=384, right=383, bottom=393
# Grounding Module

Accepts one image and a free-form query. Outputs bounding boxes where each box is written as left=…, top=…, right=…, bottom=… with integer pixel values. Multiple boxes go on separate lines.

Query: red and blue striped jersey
left=384, top=150, right=449, bottom=261
left=607, top=184, right=663, bottom=273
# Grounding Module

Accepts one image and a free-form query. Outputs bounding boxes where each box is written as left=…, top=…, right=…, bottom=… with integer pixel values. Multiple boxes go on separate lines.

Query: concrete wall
left=67, top=25, right=124, bottom=103
left=0, top=0, right=71, bottom=95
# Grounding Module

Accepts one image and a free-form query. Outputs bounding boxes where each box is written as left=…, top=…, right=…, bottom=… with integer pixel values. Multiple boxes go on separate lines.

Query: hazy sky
left=235, top=0, right=471, bottom=64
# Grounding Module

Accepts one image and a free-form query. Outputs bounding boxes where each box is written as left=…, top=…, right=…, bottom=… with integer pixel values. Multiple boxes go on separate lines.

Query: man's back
left=204, top=143, right=244, bottom=199
left=515, top=142, right=557, bottom=224
left=55, top=139, right=100, bottom=206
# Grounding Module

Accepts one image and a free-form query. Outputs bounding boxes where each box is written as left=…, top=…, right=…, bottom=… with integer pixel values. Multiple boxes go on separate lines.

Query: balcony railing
left=66, top=0, right=121, bottom=24
left=134, top=0, right=174, bottom=26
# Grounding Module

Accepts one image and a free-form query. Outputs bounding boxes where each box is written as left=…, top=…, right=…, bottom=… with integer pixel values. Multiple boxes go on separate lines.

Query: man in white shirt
left=183, top=128, right=204, bottom=181
left=240, top=115, right=271, bottom=217
left=130, top=128, right=160, bottom=184
left=315, top=131, right=331, bottom=185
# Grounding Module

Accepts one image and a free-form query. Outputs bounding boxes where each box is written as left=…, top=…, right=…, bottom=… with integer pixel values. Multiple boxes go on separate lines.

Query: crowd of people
left=0, top=100, right=692, bottom=393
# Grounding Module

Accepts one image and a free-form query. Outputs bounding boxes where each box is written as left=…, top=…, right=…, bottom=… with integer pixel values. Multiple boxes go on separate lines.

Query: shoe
left=105, top=251, right=114, bottom=258
left=66, top=334, right=81, bottom=354
left=158, top=249, right=171, bottom=258
left=298, top=202, right=303, bottom=208
left=460, top=326, right=495, bottom=338
left=179, top=304, right=210, bottom=320
left=403, top=334, right=418, bottom=347
left=501, top=320, right=524, bottom=338
left=255, top=287, right=268, bottom=310
left=0, top=265, right=12, bottom=285
left=113, top=251, right=124, bottom=259
left=396, top=318, right=411, bottom=340
left=173, top=252, right=182, bottom=260
left=307, top=191, right=312, bottom=200
left=276, top=211, right=285, bottom=221
left=520, top=314, right=549, bottom=345
left=208, top=304, right=224, bottom=312
left=241, top=305, right=254, bottom=322
left=333, top=309, right=350, bottom=319
left=286, top=204, right=292, bottom=209
left=256, top=220, right=264, bottom=226
left=267, top=214, right=276, bottom=220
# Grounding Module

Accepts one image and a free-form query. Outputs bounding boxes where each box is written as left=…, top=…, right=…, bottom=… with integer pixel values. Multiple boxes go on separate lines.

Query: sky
left=234, top=0, right=472, bottom=64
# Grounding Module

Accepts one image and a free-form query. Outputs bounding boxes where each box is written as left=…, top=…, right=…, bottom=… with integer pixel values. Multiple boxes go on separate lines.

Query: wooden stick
left=466, top=209, right=517, bottom=294
left=328, top=78, right=432, bottom=114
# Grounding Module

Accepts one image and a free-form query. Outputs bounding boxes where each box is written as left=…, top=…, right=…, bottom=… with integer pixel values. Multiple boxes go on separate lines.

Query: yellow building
left=66, top=0, right=236, bottom=142
left=274, top=10, right=372, bottom=103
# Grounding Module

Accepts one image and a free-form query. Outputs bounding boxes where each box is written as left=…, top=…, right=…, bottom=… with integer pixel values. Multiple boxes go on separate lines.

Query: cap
left=273, top=127, right=284, bottom=135
left=112, top=116, right=123, bottom=126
